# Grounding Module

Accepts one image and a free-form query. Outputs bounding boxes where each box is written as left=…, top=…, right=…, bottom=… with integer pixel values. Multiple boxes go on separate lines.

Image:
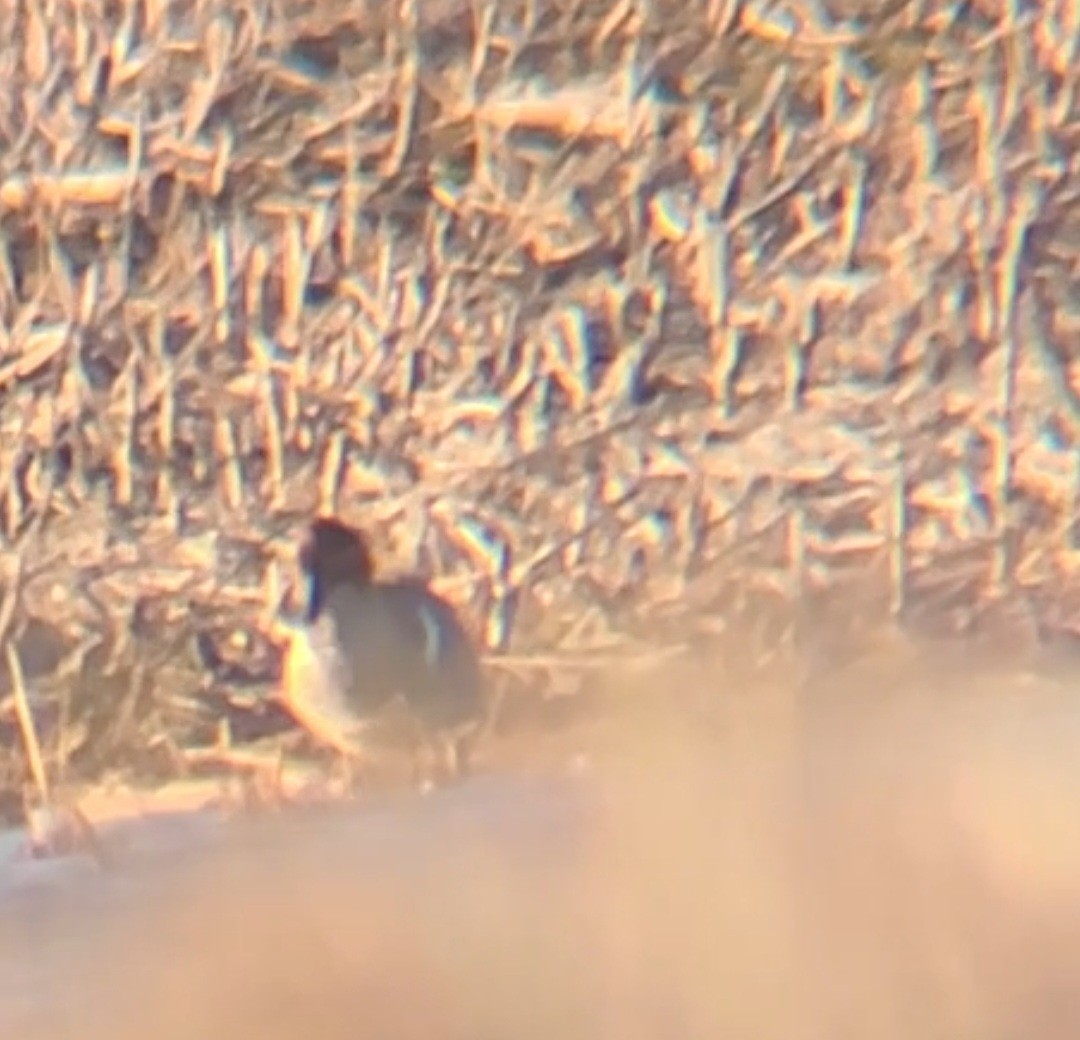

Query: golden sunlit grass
left=0, top=0, right=1078, bottom=814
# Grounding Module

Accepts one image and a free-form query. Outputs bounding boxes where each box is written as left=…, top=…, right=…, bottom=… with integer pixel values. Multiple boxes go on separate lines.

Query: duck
left=278, top=516, right=487, bottom=786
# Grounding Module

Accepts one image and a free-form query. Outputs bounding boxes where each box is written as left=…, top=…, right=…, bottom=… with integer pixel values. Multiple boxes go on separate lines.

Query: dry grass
left=0, top=0, right=1078, bottom=807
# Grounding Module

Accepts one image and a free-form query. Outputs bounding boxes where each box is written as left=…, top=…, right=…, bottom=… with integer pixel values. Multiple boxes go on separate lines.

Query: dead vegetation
left=0, top=0, right=1078, bottom=812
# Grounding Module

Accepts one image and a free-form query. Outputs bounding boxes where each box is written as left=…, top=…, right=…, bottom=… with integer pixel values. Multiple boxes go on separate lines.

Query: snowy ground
left=5, top=655, right=1080, bottom=1040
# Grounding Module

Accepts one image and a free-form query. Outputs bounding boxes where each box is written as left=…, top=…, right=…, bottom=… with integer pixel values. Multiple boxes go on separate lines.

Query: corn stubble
left=0, top=0, right=1075, bottom=811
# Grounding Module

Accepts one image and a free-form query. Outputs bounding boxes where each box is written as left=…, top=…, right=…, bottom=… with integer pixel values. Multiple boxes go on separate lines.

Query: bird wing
left=377, top=583, right=485, bottom=727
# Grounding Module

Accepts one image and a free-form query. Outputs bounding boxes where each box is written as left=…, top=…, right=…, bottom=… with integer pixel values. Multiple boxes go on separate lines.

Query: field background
left=0, top=0, right=1079, bottom=815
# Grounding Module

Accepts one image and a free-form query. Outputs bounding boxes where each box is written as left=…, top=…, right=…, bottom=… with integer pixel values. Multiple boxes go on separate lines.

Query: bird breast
left=280, top=614, right=369, bottom=756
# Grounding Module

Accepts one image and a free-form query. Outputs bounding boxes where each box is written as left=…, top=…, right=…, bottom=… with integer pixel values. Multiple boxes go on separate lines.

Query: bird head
left=299, top=517, right=375, bottom=621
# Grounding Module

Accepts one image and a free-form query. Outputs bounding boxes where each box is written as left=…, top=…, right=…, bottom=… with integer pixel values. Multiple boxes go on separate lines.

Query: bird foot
left=410, top=734, right=472, bottom=794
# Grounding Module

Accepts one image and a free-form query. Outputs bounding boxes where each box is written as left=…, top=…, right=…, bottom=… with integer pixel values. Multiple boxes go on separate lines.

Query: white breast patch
left=280, top=617, right=368, bottom=756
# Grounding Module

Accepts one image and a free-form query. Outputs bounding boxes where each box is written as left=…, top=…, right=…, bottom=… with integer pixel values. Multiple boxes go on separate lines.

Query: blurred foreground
left=4, top=643, right=1080, bottom=1040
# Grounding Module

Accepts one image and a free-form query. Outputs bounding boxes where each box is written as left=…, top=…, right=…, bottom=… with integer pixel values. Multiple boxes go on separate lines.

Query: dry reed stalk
left=0, top=168, right=133, bottom=210
left=317, top=430, right=346, bottom=514
left=7, top=642, right=49, bottom=804
left=115, top=357, right=138, bottom=507
left=0, top=0, right=1074, bottom=805
left=990, top=183, right=1042, bottom=591
left=209, top=226, right=232, bottom=345
left=0, top=550, right=51, bottom=811
left=215, top=415, right=243, bottom=510
left=0, top=325, right=68, bottom=390
left=475, top=80, right=642, bottom=143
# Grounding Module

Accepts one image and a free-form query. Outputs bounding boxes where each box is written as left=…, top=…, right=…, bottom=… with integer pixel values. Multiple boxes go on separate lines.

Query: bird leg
left=439, top=736, right=465, bottom=783
left=324, top=737, right=371, bottom=799
left=412, top=731, right=474, bottom=793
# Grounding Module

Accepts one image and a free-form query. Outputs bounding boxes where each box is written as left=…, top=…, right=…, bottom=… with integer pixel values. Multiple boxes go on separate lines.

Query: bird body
left=280, top=518, right=486, bottom=782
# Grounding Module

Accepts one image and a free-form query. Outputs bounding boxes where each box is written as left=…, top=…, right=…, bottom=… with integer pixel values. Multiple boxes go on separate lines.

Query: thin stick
left=7, top=642, right=50, bottom=805
left=889, top=444, right=908, bottom=618
left=484, top=643, right=687, bottom=673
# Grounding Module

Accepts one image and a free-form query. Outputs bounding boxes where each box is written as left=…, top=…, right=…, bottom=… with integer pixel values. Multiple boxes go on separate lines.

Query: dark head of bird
left=299, top=517, right=375, bottom=622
